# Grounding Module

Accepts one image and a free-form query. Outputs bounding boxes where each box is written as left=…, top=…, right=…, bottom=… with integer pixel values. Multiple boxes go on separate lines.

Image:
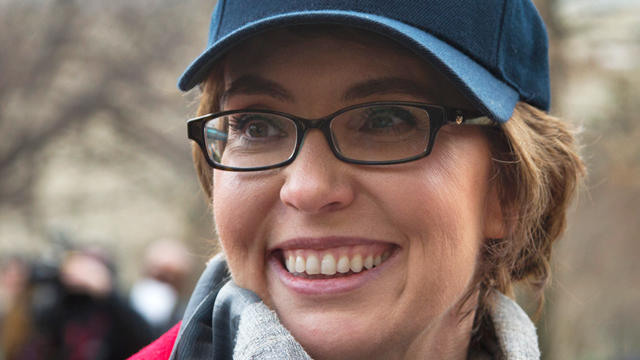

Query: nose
left=279, top=130, right=355, bottom=214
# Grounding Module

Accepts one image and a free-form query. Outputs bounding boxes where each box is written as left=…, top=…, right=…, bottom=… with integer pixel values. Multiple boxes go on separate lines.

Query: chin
left=279, top=309, right=394, bottom=360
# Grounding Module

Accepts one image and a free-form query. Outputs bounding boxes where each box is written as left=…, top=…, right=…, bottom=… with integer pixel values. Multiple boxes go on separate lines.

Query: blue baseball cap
left=178, top=0, right=550, bottom=123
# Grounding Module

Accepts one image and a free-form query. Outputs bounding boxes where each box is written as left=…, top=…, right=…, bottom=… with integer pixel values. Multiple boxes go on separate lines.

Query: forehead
left=221, top=26, right=474, bottom=109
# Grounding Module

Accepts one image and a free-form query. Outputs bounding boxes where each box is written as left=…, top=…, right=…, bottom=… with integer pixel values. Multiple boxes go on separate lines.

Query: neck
left=400, top=307, right=476, bottom=360
left=325, top=304, right=477, bottom=360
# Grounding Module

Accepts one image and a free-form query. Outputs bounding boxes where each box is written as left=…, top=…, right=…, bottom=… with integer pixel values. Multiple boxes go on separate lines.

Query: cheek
left=378, top=155, right=487, bottom=244
left=372, top=141, right=490, bottom=302
left=212, top=171, right=281, bottom=295
left=407, top=173, right=483, bottom=275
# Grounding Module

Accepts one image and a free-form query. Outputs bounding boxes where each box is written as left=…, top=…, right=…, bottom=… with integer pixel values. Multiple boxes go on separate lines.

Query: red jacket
left=127, top=322, right=181, bottom=360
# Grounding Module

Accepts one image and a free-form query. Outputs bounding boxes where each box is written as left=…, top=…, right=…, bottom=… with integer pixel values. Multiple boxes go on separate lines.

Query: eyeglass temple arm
left=450, top=109, right=497, bottom=126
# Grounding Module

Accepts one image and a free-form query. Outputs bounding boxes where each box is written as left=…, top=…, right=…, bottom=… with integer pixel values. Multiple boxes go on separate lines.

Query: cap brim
left=178, top=10, right=519, bottom=123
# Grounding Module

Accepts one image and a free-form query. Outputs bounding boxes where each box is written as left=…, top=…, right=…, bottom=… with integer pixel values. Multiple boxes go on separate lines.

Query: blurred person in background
left=1, top=248, right=152, bottom=360
left=130, top=0, right=585, bottom=359
left=129, top=239, right=193, bottom=338
left=0, top=256, right=29, bottom=323
left=0, top=256, right=30, bottom=360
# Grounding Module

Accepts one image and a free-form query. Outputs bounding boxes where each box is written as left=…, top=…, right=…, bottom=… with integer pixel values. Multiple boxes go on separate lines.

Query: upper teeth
left=284, top=251, right=390, bottom=276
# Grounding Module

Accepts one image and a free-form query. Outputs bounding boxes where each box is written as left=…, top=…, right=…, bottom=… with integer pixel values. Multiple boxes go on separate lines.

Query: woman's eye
left=366, top=116, right=396, bottom=129
left=230, top=115, right=286, bottom=139
left=361, top=108, right=416, bottom=132
left=246, top=121, right=271, bottom=137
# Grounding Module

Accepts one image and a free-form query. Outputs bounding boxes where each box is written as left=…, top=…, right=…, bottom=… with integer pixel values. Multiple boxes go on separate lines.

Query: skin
left=212, top=30, right=505, bottom=360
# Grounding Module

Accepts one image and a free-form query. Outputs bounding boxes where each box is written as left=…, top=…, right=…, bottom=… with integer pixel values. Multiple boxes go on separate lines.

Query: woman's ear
left=483, top=181, right=507, bottom=239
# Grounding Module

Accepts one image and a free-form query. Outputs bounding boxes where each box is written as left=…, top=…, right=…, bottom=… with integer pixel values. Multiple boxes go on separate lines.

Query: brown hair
left=474, top=103, right=585, bottom=325
left=189, top=29, right=586, bottom=326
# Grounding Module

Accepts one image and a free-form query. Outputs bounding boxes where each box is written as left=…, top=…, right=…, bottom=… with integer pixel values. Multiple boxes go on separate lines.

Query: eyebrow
left=222, top=74, right=294, bottom=103
left=342, top=77, right=441, bottom=103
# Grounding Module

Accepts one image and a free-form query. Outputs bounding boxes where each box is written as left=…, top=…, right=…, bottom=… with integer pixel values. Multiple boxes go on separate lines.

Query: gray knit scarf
left=169, top=254, right=540, bottom=360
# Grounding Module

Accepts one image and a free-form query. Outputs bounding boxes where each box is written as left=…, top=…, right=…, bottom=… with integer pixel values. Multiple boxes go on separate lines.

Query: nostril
left=324, top=201, right=346, bottom=212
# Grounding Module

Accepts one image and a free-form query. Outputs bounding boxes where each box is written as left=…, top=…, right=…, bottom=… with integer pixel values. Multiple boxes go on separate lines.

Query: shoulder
left=127, top=322, right=181, bottom=360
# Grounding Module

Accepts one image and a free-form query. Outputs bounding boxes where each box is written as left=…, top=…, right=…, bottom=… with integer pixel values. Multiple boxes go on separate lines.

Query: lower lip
left=268, top=250, right=397, bottom=296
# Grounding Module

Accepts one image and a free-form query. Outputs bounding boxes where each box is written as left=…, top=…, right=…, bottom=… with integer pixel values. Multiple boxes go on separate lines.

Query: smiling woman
left=130, top=1, right=584, bottom=360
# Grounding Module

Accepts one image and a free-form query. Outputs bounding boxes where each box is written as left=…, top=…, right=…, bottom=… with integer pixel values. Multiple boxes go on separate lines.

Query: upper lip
left=269, top=236, right=395, bottom=252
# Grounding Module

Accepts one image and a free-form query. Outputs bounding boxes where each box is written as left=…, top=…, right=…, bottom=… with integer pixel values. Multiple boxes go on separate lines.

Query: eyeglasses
left=187, top=101, right=495, bottom=171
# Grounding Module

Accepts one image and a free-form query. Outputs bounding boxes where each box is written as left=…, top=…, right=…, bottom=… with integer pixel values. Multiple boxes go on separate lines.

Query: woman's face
left=213, top=30, right=504, bottom=359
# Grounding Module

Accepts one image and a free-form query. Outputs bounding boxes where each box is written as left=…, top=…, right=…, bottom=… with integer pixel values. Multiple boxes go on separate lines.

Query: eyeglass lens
left=203, top=104, right=432, bottom=168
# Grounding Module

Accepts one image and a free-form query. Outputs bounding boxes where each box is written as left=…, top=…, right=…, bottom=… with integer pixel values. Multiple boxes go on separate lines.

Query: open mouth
left=272, top=242, right=397, bottom=280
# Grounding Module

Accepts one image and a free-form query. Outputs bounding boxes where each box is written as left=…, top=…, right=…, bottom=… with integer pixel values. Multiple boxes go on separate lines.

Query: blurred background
left=0, top=0, right=638, bottom=359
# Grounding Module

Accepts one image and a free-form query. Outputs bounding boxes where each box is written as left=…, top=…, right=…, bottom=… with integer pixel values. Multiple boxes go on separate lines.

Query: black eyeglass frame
left=187, top=101, right=496, bottom=172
